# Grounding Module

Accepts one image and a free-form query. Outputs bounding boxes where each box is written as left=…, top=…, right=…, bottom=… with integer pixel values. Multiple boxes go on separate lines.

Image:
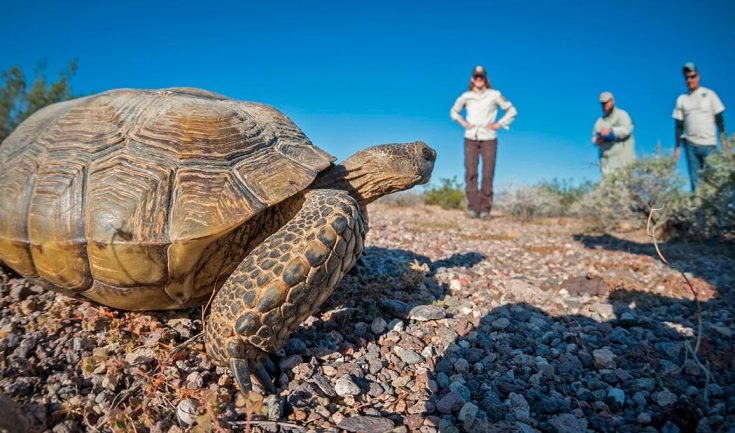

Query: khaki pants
left=464, top=138, right=497, bottom=213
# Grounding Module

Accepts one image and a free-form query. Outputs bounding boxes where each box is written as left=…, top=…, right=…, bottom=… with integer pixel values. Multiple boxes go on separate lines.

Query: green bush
left=571, top=155, right=686, bottom=230
left=673, top=150, right=735, bottom=241
left=423, top=177, right=465, bottom=210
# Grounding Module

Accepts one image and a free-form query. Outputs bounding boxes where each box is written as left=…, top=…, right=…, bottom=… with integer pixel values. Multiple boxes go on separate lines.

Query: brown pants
left=464, top=138, right=498, bottom=213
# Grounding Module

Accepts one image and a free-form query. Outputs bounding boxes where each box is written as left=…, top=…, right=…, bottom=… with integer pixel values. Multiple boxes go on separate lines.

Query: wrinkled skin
left=205, top=141, right=436, bottom=393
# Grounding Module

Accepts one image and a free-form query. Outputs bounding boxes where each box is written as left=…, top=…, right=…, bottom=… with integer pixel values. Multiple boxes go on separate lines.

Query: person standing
left=673, top=62, right=729, bottom=190
left=592, top=91, right=636, bottom=175
left=450, top=65, right=517, bottom=219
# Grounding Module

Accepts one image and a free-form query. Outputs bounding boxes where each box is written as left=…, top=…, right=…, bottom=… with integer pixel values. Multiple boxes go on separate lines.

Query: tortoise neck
left=311, top=161, right=385, bottom=208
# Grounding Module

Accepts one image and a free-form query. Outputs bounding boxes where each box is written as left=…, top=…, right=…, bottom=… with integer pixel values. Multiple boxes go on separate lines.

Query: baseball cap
left=599, top=91, right=614, bottom=103
left=472, top=65, right=487, bottom=77
left=683, top=62, right=697, bottom=74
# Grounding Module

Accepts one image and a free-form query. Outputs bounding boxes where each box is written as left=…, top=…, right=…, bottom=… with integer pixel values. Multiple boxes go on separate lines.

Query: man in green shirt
left=592, top=91, right=636, bottom=176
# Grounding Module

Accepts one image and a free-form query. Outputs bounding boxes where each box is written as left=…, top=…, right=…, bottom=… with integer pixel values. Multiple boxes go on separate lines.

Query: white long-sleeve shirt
left=450, top=89, right=517, bottom=140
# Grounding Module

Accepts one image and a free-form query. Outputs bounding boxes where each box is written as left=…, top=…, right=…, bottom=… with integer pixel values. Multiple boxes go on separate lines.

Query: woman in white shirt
left=450, top=65, right=517, bottom=219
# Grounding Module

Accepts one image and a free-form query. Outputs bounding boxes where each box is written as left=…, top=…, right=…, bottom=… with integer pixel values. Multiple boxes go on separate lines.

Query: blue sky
left=2, top=0, right=734, bottom=188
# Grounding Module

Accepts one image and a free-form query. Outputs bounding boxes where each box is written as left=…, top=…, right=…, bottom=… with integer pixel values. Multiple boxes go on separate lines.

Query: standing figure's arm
left=493, top=93, right=517, bottom=130
left=450, top=94, right=470, bottom=129
left=673, top=97, right=685, bottom=160
left=715, top=112, right=729, bottom=151
left=592, top=119, right=603, bottom=144
left=711, top=91, right=727, bottom=151
left=674, top=120, right=684, bottom=160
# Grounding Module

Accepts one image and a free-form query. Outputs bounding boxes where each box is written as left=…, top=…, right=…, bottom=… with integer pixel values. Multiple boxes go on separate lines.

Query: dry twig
left=201, top=273, right=224, bottom=338
left=647, top=206, right=716, bottom=404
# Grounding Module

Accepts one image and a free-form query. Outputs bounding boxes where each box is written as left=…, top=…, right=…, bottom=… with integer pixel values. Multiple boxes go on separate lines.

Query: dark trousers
left=464, top=138, right=498, bottom=213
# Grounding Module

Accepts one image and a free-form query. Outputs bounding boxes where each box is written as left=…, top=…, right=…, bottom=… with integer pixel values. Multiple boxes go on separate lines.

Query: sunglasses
left=685, top=74, right=698, bottom=80
left=472, top=75, right=485, bottom=80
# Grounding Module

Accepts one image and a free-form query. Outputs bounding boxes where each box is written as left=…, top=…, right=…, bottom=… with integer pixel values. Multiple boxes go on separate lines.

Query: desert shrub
left=375, top=190, right=424, bottom=207
left=423, top=177, right=465, bottom=210
left=672, top=150, right=735, bottom=240
left=496, top=183, right=564, bottom=221
left=571, top=155, right=686, bottom=230
left=537, top=178, right=596, bottom=208
left=570, top=176, right=634, bottom=229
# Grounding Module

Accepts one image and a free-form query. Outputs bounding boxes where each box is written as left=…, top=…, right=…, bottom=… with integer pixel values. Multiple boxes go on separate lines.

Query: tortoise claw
left=253, top=363, right=277, bottom=394
left=264, top=355, right=279, bottom=375
left=230, top=358, right=252, bottom=395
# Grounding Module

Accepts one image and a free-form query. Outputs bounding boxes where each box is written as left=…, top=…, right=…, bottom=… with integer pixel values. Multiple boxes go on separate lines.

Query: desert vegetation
left=388, top=145, right=735, bottom=242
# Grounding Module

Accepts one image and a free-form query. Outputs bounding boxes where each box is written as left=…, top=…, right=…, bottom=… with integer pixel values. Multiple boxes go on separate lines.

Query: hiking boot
left=464, top=210, right=479, bottom=218
left=479, top=212, right=491, bottom=220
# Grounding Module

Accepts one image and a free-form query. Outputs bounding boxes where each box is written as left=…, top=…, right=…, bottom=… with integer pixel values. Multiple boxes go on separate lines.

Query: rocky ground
left=1, top=203, right=734, bottom=433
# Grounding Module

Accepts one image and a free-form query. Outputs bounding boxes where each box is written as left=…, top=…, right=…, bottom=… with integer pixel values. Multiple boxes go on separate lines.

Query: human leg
left=479, top=139, right=498, bottom=216
left=684, top=140, right=715, bottom=190
left=464, top=138, right=480, bottom=214
left=683, top=140, right=701, bottom=191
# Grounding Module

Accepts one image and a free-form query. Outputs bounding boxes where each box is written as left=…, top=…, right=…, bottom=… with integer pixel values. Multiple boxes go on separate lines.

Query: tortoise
left=0, top=87, right=436, bottom=393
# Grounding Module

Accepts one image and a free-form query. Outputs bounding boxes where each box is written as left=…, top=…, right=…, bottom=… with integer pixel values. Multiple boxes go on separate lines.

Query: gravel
left=1, top=203, right=734, bottom=432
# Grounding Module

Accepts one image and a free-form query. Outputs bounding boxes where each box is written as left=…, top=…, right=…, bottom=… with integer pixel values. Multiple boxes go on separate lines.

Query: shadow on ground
left=423, top=295, right=734, bottom=433
left=287, top=244, right=734, bottom=433
left=3, top=240, right=734, bottom=433
left=285, top=245, right=484, bottom=363
left=573, top=233, right=735, bottom=296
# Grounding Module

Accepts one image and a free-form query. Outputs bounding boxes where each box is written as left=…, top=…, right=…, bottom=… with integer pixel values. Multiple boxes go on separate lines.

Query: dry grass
left=408, top=220, right=460, bottom=233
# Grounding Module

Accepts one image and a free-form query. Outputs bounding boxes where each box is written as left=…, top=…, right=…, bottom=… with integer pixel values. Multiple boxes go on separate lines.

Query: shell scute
left=0, top=88, right=335, bottom=310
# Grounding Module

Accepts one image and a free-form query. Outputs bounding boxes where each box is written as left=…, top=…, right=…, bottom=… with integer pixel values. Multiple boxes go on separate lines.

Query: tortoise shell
left=0, top=87, right=334, bottom=309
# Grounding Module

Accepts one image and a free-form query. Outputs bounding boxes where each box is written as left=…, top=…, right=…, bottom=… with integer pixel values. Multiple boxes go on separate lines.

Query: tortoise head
left=312, top=141, right=436, bottom=207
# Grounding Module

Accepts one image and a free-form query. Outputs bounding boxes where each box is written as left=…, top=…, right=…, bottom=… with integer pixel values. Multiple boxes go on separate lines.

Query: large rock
left=548, top=413, right=588, bottom=433
left=655, top=390, right=677, bottom=407
left=338, top=416, right=394, bottom=433
left=560, top=276, right=608, bottom=297
left=505, top=279, right=547, bottom=303
left=335, top=376, right=362, bottom=397
left=394, top=346, right=425, bottom=365
left=436, top=391, right=465, bottom=414
left=408, top=305, right=446, bottom=321
left=592, top=348, right=616, bottom=368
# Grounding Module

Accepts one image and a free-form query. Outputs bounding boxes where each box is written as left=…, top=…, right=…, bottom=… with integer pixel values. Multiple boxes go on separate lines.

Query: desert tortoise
left=0, top=87, right=436, bottom=393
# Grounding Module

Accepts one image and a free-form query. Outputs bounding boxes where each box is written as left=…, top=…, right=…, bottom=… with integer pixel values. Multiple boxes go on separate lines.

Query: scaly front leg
left=205, top=190, right=364, bottom=394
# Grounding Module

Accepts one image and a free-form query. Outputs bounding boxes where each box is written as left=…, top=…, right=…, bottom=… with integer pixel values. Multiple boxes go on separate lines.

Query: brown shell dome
left=0, top=87, right=334, bottom=308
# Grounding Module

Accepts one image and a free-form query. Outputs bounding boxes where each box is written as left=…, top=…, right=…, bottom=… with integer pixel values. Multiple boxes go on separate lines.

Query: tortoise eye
left=421, top=145, right=436, bottom=162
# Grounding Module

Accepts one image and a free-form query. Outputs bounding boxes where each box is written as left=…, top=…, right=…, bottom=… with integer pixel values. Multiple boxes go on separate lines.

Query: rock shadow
left=421, top=292, right=734, bottom=433
left=281, top=238, right=733, bottom=432
left=275, top=247, right=485, bottom=419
